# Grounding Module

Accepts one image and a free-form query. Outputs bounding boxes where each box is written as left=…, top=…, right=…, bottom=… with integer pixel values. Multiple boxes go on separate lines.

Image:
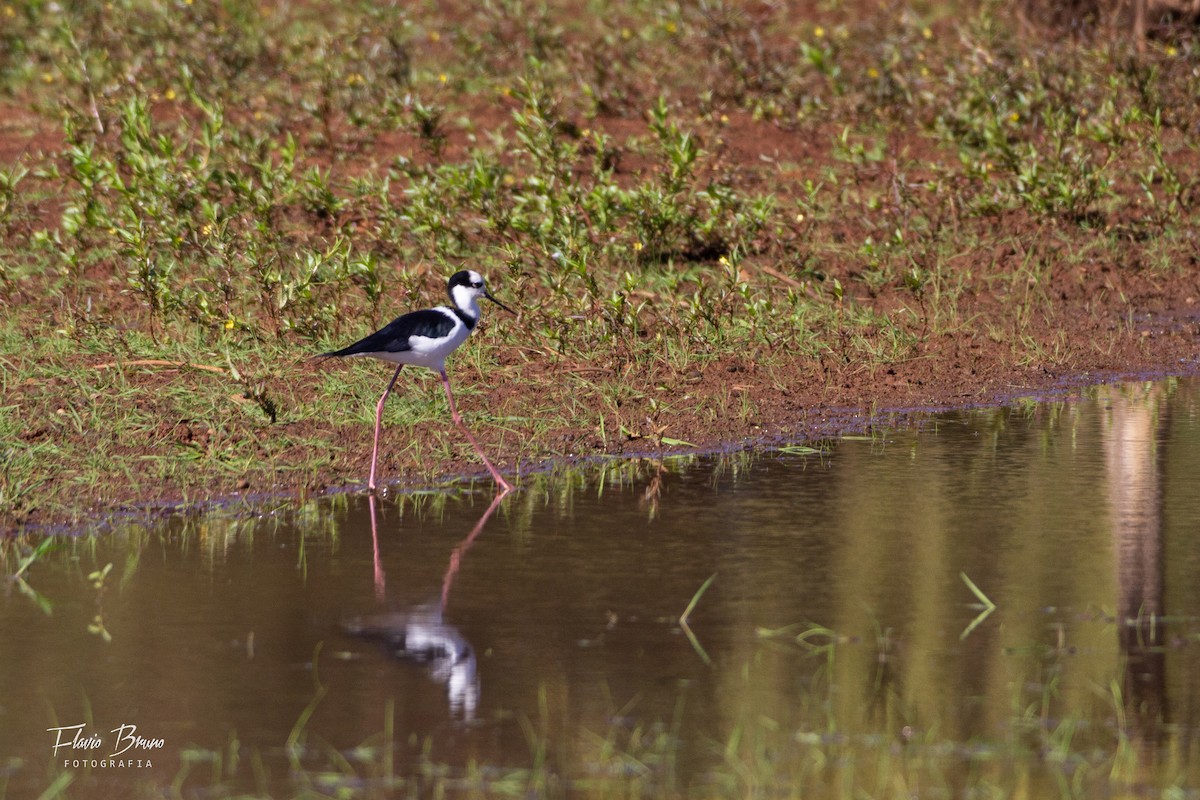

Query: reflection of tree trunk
left=1102, top=384, right=1168, bottom=750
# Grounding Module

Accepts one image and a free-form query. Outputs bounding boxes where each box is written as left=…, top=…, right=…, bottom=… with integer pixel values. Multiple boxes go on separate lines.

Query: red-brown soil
left=4, top=4, right=1200, bottom=528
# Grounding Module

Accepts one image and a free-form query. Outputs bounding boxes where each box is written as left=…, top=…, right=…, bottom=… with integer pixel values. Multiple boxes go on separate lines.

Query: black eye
left=472, top=281, right=483, bottom=288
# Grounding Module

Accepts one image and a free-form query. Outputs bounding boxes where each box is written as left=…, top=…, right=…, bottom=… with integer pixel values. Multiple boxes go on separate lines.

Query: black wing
left=321, top=308, right=456, bottom=358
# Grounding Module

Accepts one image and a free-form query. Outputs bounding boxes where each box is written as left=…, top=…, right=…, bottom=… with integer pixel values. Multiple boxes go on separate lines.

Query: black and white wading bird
left=318, top=270, right=514, bottom=493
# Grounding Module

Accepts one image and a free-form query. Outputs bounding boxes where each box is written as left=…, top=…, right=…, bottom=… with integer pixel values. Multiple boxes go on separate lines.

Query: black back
left=321, top=308, right=458, bottom=358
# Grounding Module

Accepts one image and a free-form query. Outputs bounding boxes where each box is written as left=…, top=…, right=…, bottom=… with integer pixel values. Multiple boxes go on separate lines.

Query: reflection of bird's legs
left=368, top=493, right=386, bottom=601
left=442, top=488, right=510, bottom=608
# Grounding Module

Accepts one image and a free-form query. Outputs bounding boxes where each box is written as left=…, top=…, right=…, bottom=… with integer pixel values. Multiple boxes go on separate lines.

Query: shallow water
left=4, top=379, right=1200, bottom=797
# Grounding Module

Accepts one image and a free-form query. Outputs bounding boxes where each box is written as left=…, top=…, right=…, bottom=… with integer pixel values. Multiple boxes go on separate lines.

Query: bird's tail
left=313, top=343, right=368, bottom=362
left=311, top=349, right=348, bottom=365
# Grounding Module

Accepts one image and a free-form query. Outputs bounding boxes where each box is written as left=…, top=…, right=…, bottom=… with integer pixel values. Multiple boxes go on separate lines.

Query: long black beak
left=485, top=289, right=515, bottom=314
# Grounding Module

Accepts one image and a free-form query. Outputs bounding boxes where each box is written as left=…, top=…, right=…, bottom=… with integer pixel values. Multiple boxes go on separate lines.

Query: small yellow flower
left=922, top=26, right=933, bottom=39
left=3, top=6, right=15, bottom=17
left=1009, top=111, right=1020, bottom=122
left=184, top=0, right=192, bottom=5
left=718, top=255, right=729, bottom=266
left=719, top=113, right=729, bottom=124
left=224, top=319, right=235, bottom=330
left=1166, top=45, right=1178, bottom=56
left=813, top=26, right=825, bottom=38
left=41, top=71, right=54, bottom=83
left=664, top=21, right=677, bottom=34
left=502, top=173, right=515, bottom=186
left=621, top=27, right=632, bottom=39
left=438, top=73, right=447, bottom=84
left=633, top=241, right=644, bottom=252
left=201, top=223, right=213, bottom=236
left=429, top=30, right=441, bottom=42
left=795, top=212, right=805, bottom=223
left=500, top=86, right=512, bottom=97
left=164, top=88, right=176, bottom=100
left=868, top=67, right=880, bottom=79
left=920, top=66, right=930, bottom=77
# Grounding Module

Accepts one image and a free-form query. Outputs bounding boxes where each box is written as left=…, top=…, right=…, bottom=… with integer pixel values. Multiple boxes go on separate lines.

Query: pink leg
left=368, top=365, right=404, bottom=492
left=439, top=369, right=513, bottom=492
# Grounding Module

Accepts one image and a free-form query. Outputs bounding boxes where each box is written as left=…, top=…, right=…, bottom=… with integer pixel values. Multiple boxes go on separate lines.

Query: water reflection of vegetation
left=39, top=621, right=1193, bottom=800
left=9, top=381, right=1200, bottom=798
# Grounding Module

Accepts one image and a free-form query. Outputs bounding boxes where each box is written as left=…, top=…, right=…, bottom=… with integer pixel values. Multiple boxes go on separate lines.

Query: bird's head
left=448, top=270, right=514, bottom=314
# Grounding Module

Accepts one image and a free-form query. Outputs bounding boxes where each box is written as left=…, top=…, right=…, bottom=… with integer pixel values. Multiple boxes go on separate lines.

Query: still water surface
left=4, top=379, right=1200, bottom=797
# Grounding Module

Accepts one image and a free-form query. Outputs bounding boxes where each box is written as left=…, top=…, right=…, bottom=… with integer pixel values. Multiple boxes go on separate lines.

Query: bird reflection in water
left=344, top=488, right=511, bottom=720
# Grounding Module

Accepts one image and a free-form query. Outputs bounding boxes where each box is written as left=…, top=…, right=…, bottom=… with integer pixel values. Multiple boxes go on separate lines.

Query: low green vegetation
left=1, top=0, right=1199, bottom=525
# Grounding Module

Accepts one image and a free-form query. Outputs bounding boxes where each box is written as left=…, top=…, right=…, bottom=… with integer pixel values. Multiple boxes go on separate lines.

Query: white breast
left=372, top=308, right=471, bottom=372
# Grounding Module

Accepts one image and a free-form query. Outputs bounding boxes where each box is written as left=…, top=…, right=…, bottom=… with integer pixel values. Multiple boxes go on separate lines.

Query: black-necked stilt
left=319, top=270, right=514, bottom=493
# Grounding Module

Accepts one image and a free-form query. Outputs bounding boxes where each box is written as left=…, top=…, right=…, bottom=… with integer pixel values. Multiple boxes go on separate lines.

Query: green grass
left=2, top=0, right=1200, bottom=524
